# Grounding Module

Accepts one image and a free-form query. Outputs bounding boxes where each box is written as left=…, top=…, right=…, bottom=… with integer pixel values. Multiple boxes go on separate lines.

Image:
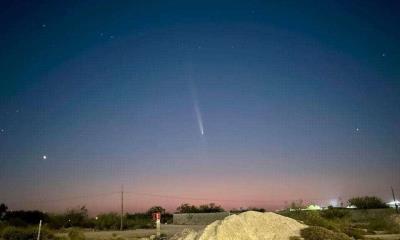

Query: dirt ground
left=364, top=234, right=400, bottom=240
left=56, top=224, right=206, bottom=239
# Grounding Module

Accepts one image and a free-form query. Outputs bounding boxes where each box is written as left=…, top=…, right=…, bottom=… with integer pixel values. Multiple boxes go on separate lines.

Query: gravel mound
left=171, top=211, right=307, bottom=240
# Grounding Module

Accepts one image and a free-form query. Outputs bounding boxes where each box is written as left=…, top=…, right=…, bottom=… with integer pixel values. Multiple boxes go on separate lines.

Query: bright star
left=43, top=155, right=47, bottom=160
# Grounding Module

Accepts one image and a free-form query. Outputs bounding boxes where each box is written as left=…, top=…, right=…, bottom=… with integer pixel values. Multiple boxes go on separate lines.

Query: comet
left=194, top=101, right=204, bottom=135
left=190, top=81, right=205, bottom=136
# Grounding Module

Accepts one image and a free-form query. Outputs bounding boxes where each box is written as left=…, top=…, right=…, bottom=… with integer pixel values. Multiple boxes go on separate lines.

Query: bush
left=4, top=211, right=49, bottom=227
left=47, top=214, right=66, bottom=229
left=342, top=227, right=365, bottom=239
left=281, top=211, right=341, bottom=232
left=94, top=213, right=120, bottom=230
left=320, top=208, right=349, bottom=219
left=367, top=216, right=400, bottom=233
left=301, top=226, right=351, bottom=240
left=2, top=226, right=54, bottom=240
left=125, top=213, right=153, bottom=229
left=348, top=196, right=387, bottom=209
left=0, top=221, right=8, bottom=234
left=68, top=228, right=85, bottom=240
left=64, top=206, right=90, bottom=228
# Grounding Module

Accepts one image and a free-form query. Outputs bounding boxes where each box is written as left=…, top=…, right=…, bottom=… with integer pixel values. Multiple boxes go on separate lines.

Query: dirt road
left=56, top=224, right=205, bottom=239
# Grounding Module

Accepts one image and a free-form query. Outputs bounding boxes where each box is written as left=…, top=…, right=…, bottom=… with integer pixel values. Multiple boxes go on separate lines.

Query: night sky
left=1, top=0, right=399, bottom=213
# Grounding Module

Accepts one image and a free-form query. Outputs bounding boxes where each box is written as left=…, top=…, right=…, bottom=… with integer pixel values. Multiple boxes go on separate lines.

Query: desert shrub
left=125, top=213, right=153, bottom=229
left=342, top=227, right=365, bottom=239
left=301, top=226, right=351, bottom=240
left=47, top=213, right=66, bottom=229
left=94, top=213, right=120, bottom=230
left=348, top=196, right=387, bottom=209
left=64, top=206, right=90, bottom=228
left=320, top=208, right=349, bottom=219
left=4, top=210, right=49, bottom=227
left=2, top=226, right=54, bottom=240
left=366, top=216, right=400, bottom=233
left=282, top=211, right=340, bottom=231
left=68, top=228, right=85, bottom=240
left=0, top=221, right=8, bottom=234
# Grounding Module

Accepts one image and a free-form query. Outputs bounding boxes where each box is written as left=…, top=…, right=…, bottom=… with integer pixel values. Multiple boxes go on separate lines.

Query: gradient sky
left=1, top=0, right=399, bottom=214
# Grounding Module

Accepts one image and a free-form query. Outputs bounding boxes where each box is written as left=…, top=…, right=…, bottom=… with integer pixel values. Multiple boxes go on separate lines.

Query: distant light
left=382, top=53, right=386, bottom=57
left=42, top=24, right=46, bottom=28
left=95, top=217, right=98, bottom=220
left=356, top=128, right=360, bottom=132
left=387, top=200, right=400, bottom=208
left=329, top=199, right=338, bottom=207
left=305, top=204, right=322, bottom=211
left=43, top=155, right=47, bottom=160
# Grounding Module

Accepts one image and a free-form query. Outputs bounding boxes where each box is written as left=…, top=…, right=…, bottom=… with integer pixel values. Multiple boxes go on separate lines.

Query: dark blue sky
left=1, top=0, right=399, bottom=213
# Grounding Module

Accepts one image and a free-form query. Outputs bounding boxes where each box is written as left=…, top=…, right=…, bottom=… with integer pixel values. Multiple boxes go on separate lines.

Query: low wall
left=173, top=212, right=230, bottom=225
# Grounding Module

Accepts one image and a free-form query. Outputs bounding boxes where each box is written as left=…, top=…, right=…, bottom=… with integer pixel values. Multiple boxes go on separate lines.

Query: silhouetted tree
left=289, top=199, right=305, bottom=210
left=177, top=203, right=225, bottom=213
left=65, top=206, right=89, bottom=227
left=4, top=210, right=49, bottom=227
left=176, top=203, right=199, bottom=213
left=348, top=196, right=387, bottom=209
left=95, top=213, right=120, bottom=230
left=198, top=203, right=224, bottom=213
left=0, top=203, right=8, bottom=219
left=146, top=206, right=166, bottom=215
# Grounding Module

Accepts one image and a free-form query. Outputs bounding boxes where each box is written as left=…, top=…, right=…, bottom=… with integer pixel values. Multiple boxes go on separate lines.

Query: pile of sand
left=171, top=211, right=307, bottom=240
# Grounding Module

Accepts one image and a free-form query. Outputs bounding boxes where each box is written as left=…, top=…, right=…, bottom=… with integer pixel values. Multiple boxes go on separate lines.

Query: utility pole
left=120, top=185, right=124, bottom=230
left=391, top=186, right=399, bottom=214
